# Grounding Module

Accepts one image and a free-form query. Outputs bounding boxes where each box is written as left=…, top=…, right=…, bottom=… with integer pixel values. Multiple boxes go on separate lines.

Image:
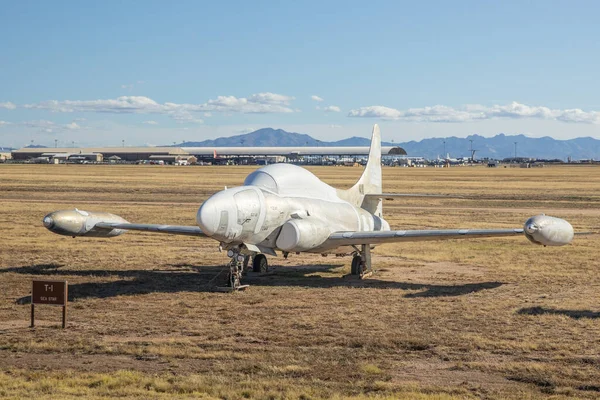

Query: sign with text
left=32, top=280, right=67, bottom=306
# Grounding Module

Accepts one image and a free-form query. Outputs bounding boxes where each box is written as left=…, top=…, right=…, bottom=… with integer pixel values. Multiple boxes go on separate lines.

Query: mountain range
left=400, top=133, right=600, bottom=160
left=172, top=128, right=599, bottom=160
left=3, top=129, right=598, bottom=160
left=174, top=128, right=397, bottom=148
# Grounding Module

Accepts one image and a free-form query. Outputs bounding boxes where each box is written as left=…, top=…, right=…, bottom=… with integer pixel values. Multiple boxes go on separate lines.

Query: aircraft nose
left=197, top=200, right=218, bottom=236
left=197, top=190, right=238, bottom=238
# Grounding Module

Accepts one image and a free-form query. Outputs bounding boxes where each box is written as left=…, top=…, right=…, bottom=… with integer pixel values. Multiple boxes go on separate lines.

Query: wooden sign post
left=31, top=280, right=68, bottom=328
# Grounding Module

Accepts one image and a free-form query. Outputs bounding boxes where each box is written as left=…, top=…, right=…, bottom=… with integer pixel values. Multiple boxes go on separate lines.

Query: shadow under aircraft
left=518, top=306, right=600, bottom=320
left=5, top=263, right=503, bottom=302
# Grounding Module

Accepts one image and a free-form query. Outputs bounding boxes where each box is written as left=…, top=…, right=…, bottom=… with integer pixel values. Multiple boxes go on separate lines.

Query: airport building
left=183, top=146, right=403, bottom=158
left=11, top=147, right=189, bottom=162
left=40, top=152, right=104, bottom=162
left=148, top=155, right=198, bottom=165
left=11, top=145, right=407, bottom=164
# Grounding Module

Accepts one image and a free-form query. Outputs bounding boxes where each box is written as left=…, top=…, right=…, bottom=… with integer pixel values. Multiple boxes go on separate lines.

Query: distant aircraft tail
left=338, top=124, right=383, bottom=216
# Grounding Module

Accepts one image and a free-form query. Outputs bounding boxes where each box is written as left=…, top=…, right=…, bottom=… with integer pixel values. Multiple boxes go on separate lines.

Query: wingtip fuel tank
left=42, top=209, right=129, bottom=237
left=524, top=215, right=574, bottom=246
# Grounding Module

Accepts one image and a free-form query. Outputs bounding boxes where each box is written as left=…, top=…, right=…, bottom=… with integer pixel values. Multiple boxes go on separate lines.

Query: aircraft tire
left=351, top=255, right=362, bottom=275
left=253, top=254, right=268, bottom=273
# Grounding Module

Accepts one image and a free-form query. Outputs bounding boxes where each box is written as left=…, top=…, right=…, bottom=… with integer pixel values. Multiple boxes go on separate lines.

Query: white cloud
left=23, top=120, right=55, bottom=129
left=348, top=105, right=403, bottom=119
left=311, top=95, right=324, bottom=102
left=65, top=122, right=81, bottom=130
left=0, top=102, right=16, bottom=110
left=317, top=105, right=341, bottom=112
left=203, top=112, right=212, bottom=117
left=169, top=110, right=204, bottom=124
left=248, top=92, right=294, bottom=105
left=122, top=81, right=144, bottom=90
left=22, top=120, right=56, bottom=133
left=25, top=96, right=164, bottom=113
left=323, top=105, right=341, bottom=113
left=0, top=120, right=10, bottom=126
left=193, top=93, right=294, bottom=113
left=143, top=120, right=159, bottom=125
left=348, top=102, right=600, bottom=124
left=329, top=124, right=342, bottom=129
left=20, top=119, right=83, bottom=133
left=24, top=92, right=296, bottom=122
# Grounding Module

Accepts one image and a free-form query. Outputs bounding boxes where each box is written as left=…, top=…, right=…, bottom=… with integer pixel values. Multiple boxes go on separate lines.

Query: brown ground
left=0, top=164, right=599, bottom=399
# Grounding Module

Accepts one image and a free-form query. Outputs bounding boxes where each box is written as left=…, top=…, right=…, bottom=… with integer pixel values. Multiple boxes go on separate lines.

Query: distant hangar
left=11, top=145, right=406, bottom=162
left=11, top=147, right=189, bottom=161
left=183, top=146, right=405, bottom=157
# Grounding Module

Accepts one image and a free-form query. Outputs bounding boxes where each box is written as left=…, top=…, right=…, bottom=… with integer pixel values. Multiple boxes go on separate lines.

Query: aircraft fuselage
left=196, top=165, right=390, bottom=253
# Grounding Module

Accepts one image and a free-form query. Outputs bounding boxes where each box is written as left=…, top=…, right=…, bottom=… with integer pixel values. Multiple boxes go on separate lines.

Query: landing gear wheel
left=351, top=254, right=362, bottom=275
left=253, top=254, right=268, bottom=273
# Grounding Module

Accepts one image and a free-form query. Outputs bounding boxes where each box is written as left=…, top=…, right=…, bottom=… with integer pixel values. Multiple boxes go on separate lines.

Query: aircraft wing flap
left=95, top=222, right=206, bottom=237
left=326, top=228, right=524, bottom=246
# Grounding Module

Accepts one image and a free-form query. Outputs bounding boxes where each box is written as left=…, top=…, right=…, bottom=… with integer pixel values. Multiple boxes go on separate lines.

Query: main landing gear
left=216, top=249, right=269, bottom=291
left=252, top=253, right=268, bottom=273
left=350, top=244, right=373, bottom=279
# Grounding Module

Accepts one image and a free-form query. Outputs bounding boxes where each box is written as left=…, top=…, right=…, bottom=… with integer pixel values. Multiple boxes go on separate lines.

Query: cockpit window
left=243, top=171, right=278, bottom=193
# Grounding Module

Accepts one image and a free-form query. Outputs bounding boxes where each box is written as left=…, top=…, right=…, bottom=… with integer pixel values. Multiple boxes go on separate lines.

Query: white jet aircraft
left=43, top=125, right=575, bottom=290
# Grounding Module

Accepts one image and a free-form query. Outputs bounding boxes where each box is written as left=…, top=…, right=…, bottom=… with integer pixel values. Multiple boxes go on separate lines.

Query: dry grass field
left=0, top=164, right=599, bottom=399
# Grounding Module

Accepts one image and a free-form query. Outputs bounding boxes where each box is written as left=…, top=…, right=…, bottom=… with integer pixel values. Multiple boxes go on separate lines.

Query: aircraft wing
left=326, top=228, right=524, bottom=246
left=364, top=193, right=464, bottom=200
left=326, top=215, right=575, bottom=247
left=42, top=210, right=207, bottom=238
left=95, top=222, right=206, bottom=237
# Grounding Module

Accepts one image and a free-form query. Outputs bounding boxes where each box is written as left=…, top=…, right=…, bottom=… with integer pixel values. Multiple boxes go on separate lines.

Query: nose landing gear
left=215, top=249, right=250, bottom=292
left=216, top=248, right=270, bottom=292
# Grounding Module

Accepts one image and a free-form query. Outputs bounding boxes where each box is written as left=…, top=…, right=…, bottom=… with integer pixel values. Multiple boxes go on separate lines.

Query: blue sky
left=1, top=0, right=599, bottom=147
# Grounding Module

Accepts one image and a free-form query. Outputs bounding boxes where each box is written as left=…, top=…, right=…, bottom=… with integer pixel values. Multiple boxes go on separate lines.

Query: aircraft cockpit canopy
left=243, top=170, right=279, bottom=193
left=243, top=164, right=341, bottom=201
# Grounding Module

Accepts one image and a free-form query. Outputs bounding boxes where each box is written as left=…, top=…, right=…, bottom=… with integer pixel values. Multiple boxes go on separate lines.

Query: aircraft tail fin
left=338, top=124, right=383, bottom=216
